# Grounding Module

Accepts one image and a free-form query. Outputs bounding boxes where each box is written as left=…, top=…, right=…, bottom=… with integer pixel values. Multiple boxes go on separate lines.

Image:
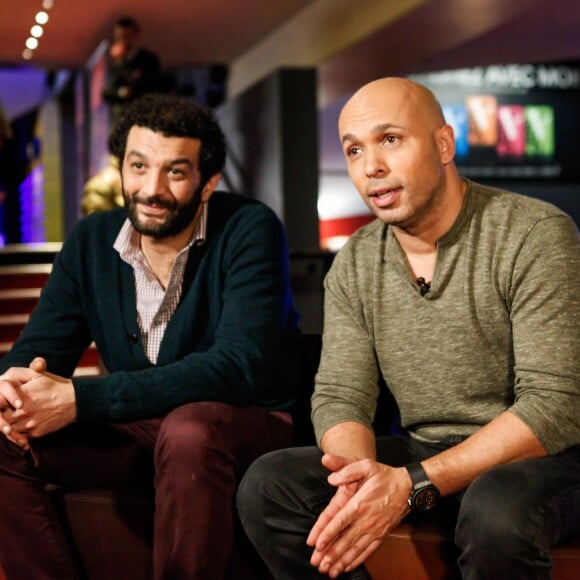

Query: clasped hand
left=0, top=358, right=76, bottom=450
left=307, top=454, right=412, bottom=578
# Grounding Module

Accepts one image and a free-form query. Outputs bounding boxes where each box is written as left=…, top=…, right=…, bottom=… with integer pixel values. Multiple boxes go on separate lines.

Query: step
left=0, top=242, right=61, bottom=266
left=0, top=289, right=43, bottom=315
left=0, top=314, right=28, bottom=342
left=0, top=343, right=102, bottom=375
left=0, top=264, right=52, bottom=290
left=0, top=256, right=102, bottom=377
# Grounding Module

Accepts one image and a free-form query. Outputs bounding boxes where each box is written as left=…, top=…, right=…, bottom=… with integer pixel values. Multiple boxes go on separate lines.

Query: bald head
left=339, top=77, right=446, bottom=139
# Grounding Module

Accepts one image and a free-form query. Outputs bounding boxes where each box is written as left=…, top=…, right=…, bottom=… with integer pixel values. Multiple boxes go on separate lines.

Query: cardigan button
left=129, top=333, right=139, bottom=344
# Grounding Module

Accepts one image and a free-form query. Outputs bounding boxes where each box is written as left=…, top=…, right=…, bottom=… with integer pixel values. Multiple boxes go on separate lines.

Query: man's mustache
left=128, top=194, right=177, bottom=211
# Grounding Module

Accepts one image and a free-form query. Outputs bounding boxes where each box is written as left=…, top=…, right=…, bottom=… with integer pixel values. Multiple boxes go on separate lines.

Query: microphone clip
left=417, top=277, right=431, bottom=296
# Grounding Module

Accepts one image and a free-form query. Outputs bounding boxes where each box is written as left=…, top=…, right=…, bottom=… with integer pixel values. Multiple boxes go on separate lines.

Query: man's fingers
left=321, top=453, right=350, bottom=472
left=29, top=357, right=47, bottom=373
left=2, top=366, right=37, bottom=383
left=307, top=500, right=340, bottom=547
left=315, top=525, right=358, bottom=576
left=316, top=522, right=383, bottom=577
left=5, top=431, right=30, bottom=450
left=0, top=417, right=30, bottom=449
left=0, top=377, right=23, bottom=411
left=327, top=460, right=369, bottom=486
left=343, top=539, right=381, bottom=573
left=314, top=502, right=353, bottom=553
left=307, top=485, right=354, bottom=547
left=324, top=536, right=381, bottom=577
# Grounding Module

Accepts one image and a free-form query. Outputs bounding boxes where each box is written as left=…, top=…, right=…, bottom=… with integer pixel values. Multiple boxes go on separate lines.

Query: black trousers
left=237, top=436, right=580, bottom=579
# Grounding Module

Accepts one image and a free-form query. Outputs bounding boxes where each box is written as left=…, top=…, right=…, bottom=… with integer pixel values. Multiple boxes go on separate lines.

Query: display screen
left=410, top=62, right=580, bottom=181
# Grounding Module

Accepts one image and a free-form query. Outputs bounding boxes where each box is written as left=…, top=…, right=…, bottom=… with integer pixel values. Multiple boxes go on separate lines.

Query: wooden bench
left=364, top=520, right=580, bottom=580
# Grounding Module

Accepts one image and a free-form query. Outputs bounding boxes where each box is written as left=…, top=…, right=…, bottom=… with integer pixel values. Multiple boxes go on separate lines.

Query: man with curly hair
left=0, top=93, right=300, bottom=579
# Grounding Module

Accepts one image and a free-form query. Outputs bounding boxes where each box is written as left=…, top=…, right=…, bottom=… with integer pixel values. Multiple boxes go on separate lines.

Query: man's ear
left=200, top=173, right=221, bottom=203
left=438, top=124, right=456, bottom=164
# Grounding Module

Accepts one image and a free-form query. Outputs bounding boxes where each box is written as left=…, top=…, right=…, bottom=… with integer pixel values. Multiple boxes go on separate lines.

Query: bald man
left=237, top=78, right=580, bottom=579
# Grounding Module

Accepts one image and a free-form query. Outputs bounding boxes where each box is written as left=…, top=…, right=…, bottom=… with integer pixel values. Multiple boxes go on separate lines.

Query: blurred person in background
left=102, top=16, right=162, bottom=124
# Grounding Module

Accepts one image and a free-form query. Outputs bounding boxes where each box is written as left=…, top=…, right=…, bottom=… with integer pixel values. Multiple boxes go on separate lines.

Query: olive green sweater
left=312, top=181, right=580, bottom=454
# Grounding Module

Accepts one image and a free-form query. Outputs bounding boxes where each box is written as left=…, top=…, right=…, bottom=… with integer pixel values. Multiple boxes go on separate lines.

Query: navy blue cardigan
left=1, top=192, right=300, bottom=422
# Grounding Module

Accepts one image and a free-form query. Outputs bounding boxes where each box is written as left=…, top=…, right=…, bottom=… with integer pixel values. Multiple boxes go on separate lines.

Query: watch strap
left=405, top=462, right=430, bottom=487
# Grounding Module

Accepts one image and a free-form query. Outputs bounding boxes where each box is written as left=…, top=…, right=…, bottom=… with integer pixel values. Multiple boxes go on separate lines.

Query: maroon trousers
left=0, top=401, right=293, bottom=579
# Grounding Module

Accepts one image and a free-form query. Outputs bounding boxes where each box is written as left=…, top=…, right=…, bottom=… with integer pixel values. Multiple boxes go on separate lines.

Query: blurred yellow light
left=36, top=11, right=49, bottom=25
left=22, top=6, right=54, bottom=61
left=31, top=25, right=44, bottom=38
left=26, top=37, right=39, bottom=50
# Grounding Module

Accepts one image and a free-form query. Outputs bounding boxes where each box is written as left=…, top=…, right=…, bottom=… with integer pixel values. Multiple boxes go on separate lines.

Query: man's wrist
left=405, top=462, right=440, bottom=511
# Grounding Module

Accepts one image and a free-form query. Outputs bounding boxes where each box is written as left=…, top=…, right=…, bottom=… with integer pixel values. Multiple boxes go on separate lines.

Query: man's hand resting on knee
left=307, top=453, right=412, bottom=578
left=0, top=357, right=76, bottom=448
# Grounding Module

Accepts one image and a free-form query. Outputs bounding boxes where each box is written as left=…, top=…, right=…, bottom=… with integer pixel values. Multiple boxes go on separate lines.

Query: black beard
left=124, top=185, right=204, bottom=239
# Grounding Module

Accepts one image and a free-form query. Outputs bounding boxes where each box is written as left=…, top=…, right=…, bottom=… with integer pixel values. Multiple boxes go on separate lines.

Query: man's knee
left=155, top=402, right=236, bottom=474
left=238, top=451, right=273, bottom=511
left=458, top=464, right=544, bottom=536
left=239, top=448, right=303, bottom=510
left=237, top=447, right=323, bottom=528
left=456, top=464, right=551, bottom=575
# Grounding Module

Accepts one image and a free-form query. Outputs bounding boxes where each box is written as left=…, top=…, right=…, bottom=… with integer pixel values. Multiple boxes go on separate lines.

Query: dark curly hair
left=109, top=93, right=226, bottom=184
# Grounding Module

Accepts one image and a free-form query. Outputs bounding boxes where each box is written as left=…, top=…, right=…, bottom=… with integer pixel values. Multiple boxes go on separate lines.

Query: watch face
left=414, top=487, right=439, bottom=511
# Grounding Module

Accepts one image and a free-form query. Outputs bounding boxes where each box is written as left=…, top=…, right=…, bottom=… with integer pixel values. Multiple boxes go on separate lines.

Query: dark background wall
left=215, top=68, right=327, bottom=333
left=215, top=68, right=320, bottom=254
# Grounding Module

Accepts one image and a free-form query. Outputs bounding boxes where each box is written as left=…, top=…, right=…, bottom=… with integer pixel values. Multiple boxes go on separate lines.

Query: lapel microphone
left=417, top=277, right=431, bottom=296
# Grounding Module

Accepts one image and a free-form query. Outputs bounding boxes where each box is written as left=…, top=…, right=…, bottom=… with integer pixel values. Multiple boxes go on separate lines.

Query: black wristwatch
left=405, top=462, right=440, bottom=511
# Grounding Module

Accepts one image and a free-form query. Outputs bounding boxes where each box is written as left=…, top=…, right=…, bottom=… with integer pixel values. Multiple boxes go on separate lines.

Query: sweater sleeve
left=506, top=214, right=580, bottom=454
left=72, top=202, right=298, bottom=421
left=311, top=242, right=380, bottom=445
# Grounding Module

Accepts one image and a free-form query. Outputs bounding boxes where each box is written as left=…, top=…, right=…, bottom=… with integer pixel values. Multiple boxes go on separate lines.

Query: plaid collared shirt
left=113, top=204, right=208, bottom=363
